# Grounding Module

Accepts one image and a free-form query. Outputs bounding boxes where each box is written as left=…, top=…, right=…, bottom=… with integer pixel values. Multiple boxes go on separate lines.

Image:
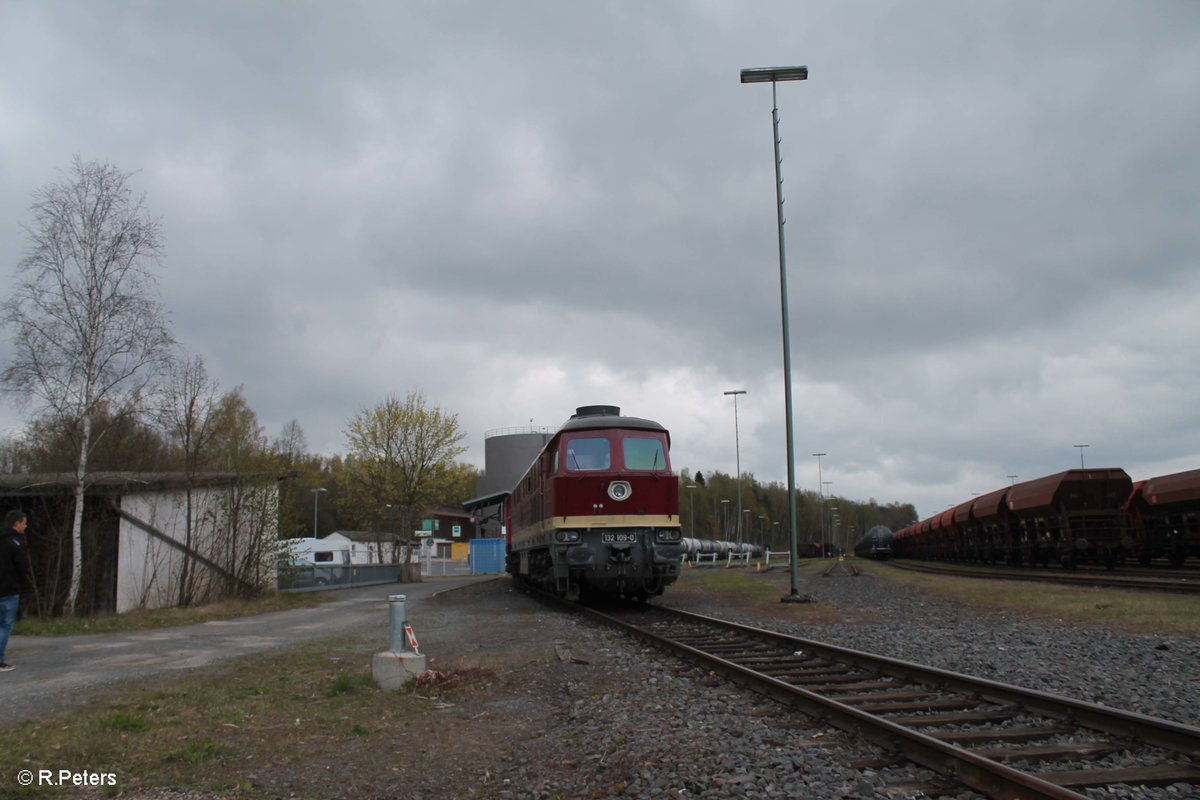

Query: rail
left=581, top=604, right=1200, bottom=798
left=885, top=560, right=1200, bottom=594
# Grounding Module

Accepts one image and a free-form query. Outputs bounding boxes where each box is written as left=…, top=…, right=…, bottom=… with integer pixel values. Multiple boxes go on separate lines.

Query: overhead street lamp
left=312, top=487, right=328, bottom=538
left=1074, top=444, right=1089, bottom=470
left=724, top=389, right=747, bottom=544
left=741, top=63, right=809, bottom=603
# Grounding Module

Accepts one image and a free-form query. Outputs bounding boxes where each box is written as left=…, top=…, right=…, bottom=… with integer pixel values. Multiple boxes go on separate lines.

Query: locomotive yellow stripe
left=510, top=515, right=679, bottom=546
left=553, top=515, right=677, bottom=528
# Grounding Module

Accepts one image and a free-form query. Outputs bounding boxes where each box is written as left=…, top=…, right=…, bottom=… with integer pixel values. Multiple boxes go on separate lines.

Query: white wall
left=115, top=482, right=279, bottom=613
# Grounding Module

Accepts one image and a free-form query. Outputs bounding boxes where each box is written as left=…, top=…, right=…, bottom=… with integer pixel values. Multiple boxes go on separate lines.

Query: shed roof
left=0, top=471, right=279, bottom=497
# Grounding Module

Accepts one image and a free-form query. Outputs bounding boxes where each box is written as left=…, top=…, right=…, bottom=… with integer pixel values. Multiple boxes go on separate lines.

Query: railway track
left=883, top=560, right=1200, bottom=594
left=584, top=603, right=1200, bottom=799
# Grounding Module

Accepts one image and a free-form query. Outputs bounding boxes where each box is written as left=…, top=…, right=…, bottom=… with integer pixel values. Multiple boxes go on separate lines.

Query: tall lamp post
left=822, top=481, right=833, bottom=556
left=311, top=487, right=328, bottom=538
left=724, top=389, right=747, bottom=544
left=1074, top=444, right=1089, bottom=469
left=741, top=64, right=809, bottom=603
left=829, top=506, right=839, bottom=556
left=1007, top=474, right=1018, bottom=486
left=686, top=484, right=696, bottom=538
left=812, top=452, right=826, bottom=557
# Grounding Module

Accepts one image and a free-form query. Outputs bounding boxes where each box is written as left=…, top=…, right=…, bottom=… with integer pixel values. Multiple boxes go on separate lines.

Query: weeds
left=97, top=710, right=149, bottom=733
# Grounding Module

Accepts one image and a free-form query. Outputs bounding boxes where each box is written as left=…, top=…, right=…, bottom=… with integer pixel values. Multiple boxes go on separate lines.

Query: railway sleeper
left=1034, top=763, right=1200, bottom=789
left=974, top=741, right=1123, bottom=763
left=934, top=725, right=1076, bottom=745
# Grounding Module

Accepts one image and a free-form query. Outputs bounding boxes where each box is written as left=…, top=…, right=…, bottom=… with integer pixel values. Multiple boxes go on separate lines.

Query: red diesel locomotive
left=506, top=405, right=685, bottom=600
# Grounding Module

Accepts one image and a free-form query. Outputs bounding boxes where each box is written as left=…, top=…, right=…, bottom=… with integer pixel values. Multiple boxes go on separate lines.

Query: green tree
left=343, top=391, right=467, bottom=556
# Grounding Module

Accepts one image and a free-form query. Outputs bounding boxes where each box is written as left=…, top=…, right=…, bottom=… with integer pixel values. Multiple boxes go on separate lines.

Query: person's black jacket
left=0, top=528, right=31, bottom=597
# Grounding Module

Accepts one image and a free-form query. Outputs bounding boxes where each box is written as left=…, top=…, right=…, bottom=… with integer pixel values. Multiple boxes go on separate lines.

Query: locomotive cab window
left=565, top=437, right=611, bottom=471
left=623, top=436, right=667, bottom=471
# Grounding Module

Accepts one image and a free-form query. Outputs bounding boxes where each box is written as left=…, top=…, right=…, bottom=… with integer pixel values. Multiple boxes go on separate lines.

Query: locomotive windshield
left=565, top=437, right=611, bottom=471
left=623, top=436, right=667, bottom=471
left=562, top=432, right=670, bottom=472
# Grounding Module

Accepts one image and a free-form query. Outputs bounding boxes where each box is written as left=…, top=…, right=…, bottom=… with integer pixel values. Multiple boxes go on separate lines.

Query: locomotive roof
left=556, top=405, right=670, bottom=442
left=559, top=414, right=667, bottom=434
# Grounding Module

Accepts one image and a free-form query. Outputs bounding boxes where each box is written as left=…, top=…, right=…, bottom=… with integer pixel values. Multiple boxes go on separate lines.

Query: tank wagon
left=506, top=405, right=684, bottom=600
left=681, top=538, right=764, bottom=562
left=852, top=525, right=894, bottom=559
left=893, top=467, right=1200, bottom=568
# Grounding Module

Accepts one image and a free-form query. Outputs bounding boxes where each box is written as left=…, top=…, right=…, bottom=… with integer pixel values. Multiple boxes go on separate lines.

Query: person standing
left=0, top=509, right=32, bottom=671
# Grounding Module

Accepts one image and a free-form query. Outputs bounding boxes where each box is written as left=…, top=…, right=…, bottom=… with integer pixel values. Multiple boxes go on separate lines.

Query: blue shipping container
left=469, top=537, right=506, bottom=574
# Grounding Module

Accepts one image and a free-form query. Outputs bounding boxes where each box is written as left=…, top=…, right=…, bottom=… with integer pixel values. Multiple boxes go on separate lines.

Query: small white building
left=327, top=530, right=413, bottom=564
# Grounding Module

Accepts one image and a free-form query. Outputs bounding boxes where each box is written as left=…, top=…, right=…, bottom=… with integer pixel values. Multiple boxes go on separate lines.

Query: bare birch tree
left=1, top=158, right=175, bottom=614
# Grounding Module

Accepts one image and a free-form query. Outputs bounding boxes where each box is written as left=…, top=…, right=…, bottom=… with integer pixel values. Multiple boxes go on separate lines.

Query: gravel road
left=0, top=576, right=494, bottom=724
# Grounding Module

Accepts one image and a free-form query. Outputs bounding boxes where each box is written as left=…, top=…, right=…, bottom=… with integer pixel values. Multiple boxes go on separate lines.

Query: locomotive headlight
left=607, top=481, right=632, bottom=501
left=655, top=529, right=682, bottom=543
left=555, top=530, right=581, bottom=543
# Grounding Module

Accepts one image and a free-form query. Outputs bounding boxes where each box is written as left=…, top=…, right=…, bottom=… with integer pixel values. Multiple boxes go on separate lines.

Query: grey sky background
left=2, top=1, right=1197, bottom=521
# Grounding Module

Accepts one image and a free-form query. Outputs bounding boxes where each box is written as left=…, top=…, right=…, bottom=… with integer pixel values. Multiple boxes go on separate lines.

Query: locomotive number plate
left=602, top=532, right=639, bottom=544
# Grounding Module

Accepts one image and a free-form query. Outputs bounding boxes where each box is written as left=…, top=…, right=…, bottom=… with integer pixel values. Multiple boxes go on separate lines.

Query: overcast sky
left=2, top=1, right=1197, bottom=522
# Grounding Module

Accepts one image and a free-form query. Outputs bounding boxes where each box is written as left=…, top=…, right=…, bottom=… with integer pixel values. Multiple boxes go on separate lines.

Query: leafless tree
left=157, top=354, right=220, bottom=606
left=1, top=157, right=175, bottom=614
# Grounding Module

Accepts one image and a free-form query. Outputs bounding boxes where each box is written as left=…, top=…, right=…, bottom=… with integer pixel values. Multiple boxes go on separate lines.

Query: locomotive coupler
left=607, top=543, right=633, bottom=564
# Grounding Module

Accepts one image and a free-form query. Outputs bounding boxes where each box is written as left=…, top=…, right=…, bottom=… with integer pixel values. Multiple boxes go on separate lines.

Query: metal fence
left=278, top=563, right=404, bottom=592
left=280, top=538, right=507, bottom=589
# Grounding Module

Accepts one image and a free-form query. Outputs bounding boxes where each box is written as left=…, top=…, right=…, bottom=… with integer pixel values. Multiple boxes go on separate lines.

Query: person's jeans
left=0, top=594, right=19, bottom=662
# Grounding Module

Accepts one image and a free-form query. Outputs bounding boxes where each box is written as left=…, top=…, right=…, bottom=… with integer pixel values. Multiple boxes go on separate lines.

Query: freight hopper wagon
left=1125, top=468, right=1200, bottom=566
left=894, top=469, right=1134, bottom=568
left=506, top=405, right=685, bottom=601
